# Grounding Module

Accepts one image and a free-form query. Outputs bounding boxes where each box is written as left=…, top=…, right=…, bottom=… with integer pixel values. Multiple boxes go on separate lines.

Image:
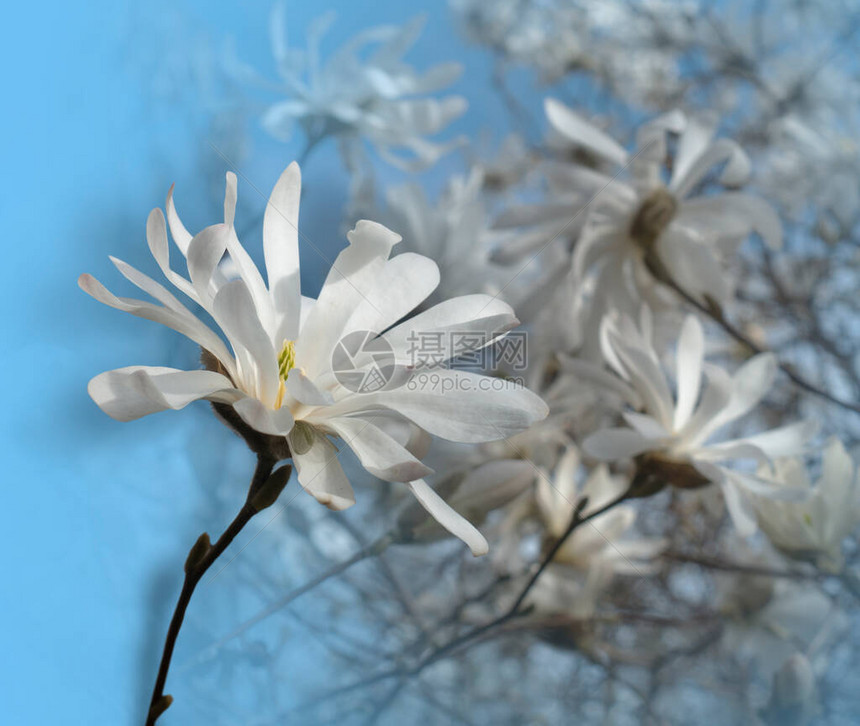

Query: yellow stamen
left=275, top=340, right=297, bottom=409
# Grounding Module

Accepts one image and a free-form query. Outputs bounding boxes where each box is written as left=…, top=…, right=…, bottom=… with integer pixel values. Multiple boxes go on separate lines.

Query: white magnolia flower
left=530, top=446, right=666, bottom=616
left=551, top=99, right=781, bottom=308
left=80, top=163, right=548, bottom=555
left=492, top=99, right=781, bottom=360
left=260, top=10, right=466, bottom=171
left=754, top=438, right=860, bottom=572
left=579, top=311, right=816, bottom=535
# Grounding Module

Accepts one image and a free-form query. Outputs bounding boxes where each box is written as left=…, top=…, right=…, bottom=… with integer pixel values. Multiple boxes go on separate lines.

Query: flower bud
left=184, top=533, right=211, bottom=574
left=251, top=465, right=292, bottom=512
left=148, top=694, right=173, bottom=722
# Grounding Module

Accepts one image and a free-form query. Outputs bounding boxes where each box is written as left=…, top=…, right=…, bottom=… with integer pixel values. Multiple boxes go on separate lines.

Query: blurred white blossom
left=754, top=437, right=860, bottom=571
left=259, top=9, right=466, bottom=170
left=580, top=312, right=817, bottom=535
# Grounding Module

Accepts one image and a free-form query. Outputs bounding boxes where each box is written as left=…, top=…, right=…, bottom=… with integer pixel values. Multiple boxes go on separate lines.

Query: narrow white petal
left=263, top=162, right=303, bottom=342
left=544, top=98, right=628, bottom=166
left=233, top=397, right=295, bottom=436
left=325, top=370, right=548, bottom=443
left=78, top=273, right=236, bottom=379
left=669, top=117, right=714, bottom=192
left=583, top=428, right=656, bottom=461
left=694, top=354, right=777, bottom=444
left=721, top=478, right=759, bottom=537
left=622, top=411, right=669, bottom=440
left=673, top=315, right=705, bottom=430
left=296, top=220, right=401, bottom=378
left=669, top=138, right=751, bottom=199
left=224, top=172, right=238, bottom=228
left=88, top=366, right=239, bottom=422
left=187, top=223, right=231, bottom=305
left=727, top=420, right=818, bottom=460
left=146, top=207, right=198, bottom=301
left=326, top=417, right=433, bottom=482
left=213, top=280, right=280, bottom=407
left=382, top=294, right=519, bottom=365
left=291, top=432, right=356, bottom=511
left=285, top=369, right=334, bottom=406
left=407, top=479, right=489, bottom=556
left=166, top=184, right=193, bottom=255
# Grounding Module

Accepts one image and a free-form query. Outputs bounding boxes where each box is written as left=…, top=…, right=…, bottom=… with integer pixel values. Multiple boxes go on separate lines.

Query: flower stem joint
left=630, top=452, right=712, bottom=498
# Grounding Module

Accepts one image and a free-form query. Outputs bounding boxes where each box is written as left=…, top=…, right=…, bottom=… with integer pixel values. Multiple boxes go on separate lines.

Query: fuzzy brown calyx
left=629, top=187, right=677, bottom=251
left=630, top=451, right=712, bottom=497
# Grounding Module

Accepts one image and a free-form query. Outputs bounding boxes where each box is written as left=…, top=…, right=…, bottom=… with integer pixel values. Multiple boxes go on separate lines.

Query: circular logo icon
left=332, top=330, right=396, bottom=393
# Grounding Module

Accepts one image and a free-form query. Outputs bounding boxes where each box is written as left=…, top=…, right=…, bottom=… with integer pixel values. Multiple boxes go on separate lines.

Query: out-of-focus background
left=3, top=1, right=860, bottom=724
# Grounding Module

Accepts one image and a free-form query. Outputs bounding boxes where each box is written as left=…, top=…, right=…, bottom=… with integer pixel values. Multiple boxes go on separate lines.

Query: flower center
left=275, top=340, right=296, bottom=409
left=629, top=186, right=677, bottom=251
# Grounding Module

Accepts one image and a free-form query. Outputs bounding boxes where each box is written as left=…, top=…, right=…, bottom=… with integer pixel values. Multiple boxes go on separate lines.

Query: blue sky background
left=0, top=1, right=530, bottom=723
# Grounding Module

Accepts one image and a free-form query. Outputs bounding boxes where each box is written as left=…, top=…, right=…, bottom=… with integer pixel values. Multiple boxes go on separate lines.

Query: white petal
left=622, top=411, right=669, bottom=439
left=545, top=98, right=627, bottom=166
left=382, top=294, right=519, bottom=364
left=213, top=280, right=279, bottom=407
left=291, top=432, right=356, bottom=511
left=669, top=138, right=751, bottom=199
left=451, top=459, right=535, bottom=514
left=285, top=368, right=334, bottom=406
left=88, top=366, right=240, bottom=422
left=325, top=416, right=433, bottom=482
left=583, top=428, right=656, bottom=461
left=676, top=193, right=782, bottom=249
left=677, top=363, right=733, bottom=446
left=657, top=228, right=731, bottom=304
left=605, top=327, right=674, bottom=427
left=223, top=172, right=238, bottom=228
left=166, top=184, right=193, bottom=256
left=263, top=162, right=303, bottom=342
left=340, top=252, right=440, bottom=340
left=296, top=220, right=401, bottom=378
left=669, top=117, right=714, bottom=192
left=146, top=208, right=197, bottom=301
left=721, top=478, right=759, bottom=537
left=673, top=315, right=705, bottom=430
left=78, top=273, right=236, bottom=379
left=233, top=397, right=296, bottom=436
left=726, top=420, right=819, bottom=460
left=187, top=223, right=231, bottom=305
left=559, top=356, right=640, bottom=407
left=322, top=370, right=548, bottom=443
left=328, top=370, right=548, bottom=443
left=233, top=396, right=294, bottom=436
left=407, top=479, right=489, bottom=556
left=693, top=354, right=777, bottom=444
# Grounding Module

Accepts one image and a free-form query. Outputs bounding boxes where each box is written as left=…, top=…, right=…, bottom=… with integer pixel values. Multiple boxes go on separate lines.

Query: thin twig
left=145, top=454, right=278, bottom=725
left=648, top=256, right=860, bottom=415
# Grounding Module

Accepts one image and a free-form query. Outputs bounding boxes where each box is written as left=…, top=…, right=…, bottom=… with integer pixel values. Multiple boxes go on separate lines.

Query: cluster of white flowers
left=92, top=4, right=860, bottom=721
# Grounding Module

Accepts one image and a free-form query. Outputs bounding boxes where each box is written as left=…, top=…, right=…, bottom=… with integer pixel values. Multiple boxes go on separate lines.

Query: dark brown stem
left=145, top=454, right=278, bottom=725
